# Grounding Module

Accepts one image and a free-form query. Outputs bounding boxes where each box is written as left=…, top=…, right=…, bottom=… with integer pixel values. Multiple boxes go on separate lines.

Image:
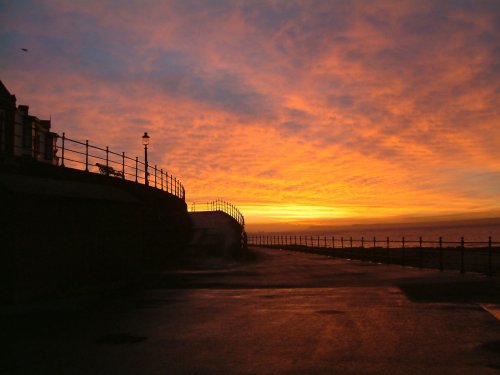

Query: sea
left=250, top=218, right=500, bottom=245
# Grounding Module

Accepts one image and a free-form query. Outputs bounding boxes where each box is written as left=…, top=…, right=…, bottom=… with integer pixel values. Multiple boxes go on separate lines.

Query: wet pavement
left=3, top=247, right=500, bottom=374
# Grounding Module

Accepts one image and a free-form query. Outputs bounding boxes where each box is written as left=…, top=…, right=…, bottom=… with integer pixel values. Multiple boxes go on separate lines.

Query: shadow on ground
left=399, top=280, right=500, bottom=304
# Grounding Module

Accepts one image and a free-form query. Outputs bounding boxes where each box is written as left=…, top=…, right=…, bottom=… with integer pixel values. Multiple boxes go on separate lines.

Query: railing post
left=161, top=169, right=163, bottom=190
left=460, top=237, right=465, bottom=273
left=361, top=236, right=364, bottom=261
left=439, top=237, right=443, bottom=271
left=488, top=236, right=492, bottom=277
left=373, top=236, right=376, bottom=262
left=350, top=237, right=353, bottom=258
left=105, top=146, right=109, bottom=176
left=154, top=165, right=157, bottom=188
left=135, top=157, right=138, bottom=182
left=387, top=237, right=390, bottom=263
left=402, top=237, right=405, bottom=266
left=61, top=132, right=65, bottom=167
left=122, top=152, right=125, bottom=179
left=85, top=140, right=89, bottom=172
left=419, top=236, right=423, bottom=269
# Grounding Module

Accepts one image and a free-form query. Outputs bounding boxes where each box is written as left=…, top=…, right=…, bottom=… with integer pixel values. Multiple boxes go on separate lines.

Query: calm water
left=251, top=220, right=500, bottom=245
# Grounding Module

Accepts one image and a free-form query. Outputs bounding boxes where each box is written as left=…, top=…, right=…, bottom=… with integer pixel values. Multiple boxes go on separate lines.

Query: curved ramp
left=188, top=211, right=244, bottom=256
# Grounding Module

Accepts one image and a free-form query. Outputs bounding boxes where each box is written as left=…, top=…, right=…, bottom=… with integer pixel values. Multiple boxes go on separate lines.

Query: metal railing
left=248, top=234, right=500, bottom=276
left=11, top=129, right=186, bottom=200
left=58, top=133, right=185, bottom=200
left=190, top=200, right=245, bottom=227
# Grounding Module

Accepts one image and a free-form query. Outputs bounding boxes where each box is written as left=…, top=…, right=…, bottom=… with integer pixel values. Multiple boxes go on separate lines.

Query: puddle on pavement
left=478, top=340, right=500, bottom=354
left=96, top=333, right=147, bottom=345
left=316, top=309, right=345, bottom=315
left=135, top=298, right=181, bottom=309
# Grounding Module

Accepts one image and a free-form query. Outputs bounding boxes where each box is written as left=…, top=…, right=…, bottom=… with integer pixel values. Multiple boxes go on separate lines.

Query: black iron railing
left=59, top=133, right=186, bottom=200
left=11, top=130, right=185, bottom=200
left=190, top=200, right=245, bottom=227
left=248, top=234, right=500, bottom=276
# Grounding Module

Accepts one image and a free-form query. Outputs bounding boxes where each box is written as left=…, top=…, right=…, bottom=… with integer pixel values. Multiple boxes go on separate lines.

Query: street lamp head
left=142, top=132, right=150, bottom=146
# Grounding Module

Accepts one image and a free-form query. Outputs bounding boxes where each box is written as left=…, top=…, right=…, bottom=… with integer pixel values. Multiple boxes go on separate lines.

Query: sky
left=1, top=0, right=499, bottom=231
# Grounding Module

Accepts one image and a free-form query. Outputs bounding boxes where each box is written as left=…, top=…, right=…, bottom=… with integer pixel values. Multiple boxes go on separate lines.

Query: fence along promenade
left=56, top=133, right=185, bottom=200
left=190, top=200, right=245, bottom=228
left=248, top=234, right=500, bottom=277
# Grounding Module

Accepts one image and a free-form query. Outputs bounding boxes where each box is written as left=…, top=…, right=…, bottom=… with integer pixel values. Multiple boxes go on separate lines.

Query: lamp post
left=142, top=132, right=150, bottom=186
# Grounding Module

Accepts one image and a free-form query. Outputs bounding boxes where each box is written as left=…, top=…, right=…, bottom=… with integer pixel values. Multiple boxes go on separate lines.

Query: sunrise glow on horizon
left=1, top=1, right=499, bottom=231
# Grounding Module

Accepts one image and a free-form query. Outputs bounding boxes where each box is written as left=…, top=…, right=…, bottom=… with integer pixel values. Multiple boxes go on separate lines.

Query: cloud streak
left=1, top=0, right=499, bottom=229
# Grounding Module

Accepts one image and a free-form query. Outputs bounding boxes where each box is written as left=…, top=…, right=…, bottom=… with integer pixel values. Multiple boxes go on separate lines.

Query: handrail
left=59, top=133, right=186, bottom=200
left=248, top=234, right=499, bottom=249
left=248, top=234, right=499, bottom=276
left=190, top=199, right=245, bottom=228
left=11, top=130, right=186, bottom=201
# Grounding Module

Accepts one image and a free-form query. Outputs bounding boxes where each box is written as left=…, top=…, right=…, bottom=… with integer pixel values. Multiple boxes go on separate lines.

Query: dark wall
left=0, top=162, right=191, bottom=302
left=188, top=211, right=244, bottom=257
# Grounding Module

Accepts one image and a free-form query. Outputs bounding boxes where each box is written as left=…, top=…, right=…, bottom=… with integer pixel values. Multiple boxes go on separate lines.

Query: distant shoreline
left=248, top=216, right=500, bottom=235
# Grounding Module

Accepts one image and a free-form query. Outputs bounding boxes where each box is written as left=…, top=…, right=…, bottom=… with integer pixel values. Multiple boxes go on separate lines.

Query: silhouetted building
left=0, top=81, right=58, bottom=164
left=0, top=81, right=16, bottom=157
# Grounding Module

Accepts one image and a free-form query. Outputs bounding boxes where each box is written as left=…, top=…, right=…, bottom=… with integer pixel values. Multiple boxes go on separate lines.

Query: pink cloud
left=1, top=0, right=499, bottom=227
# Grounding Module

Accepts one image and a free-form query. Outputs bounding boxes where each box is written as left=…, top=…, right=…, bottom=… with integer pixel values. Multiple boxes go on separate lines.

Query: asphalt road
left=3, top=247, right=500, bottom=374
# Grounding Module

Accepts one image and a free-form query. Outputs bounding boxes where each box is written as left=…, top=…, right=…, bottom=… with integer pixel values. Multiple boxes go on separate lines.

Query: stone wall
left=0, top=161, right=190, bottom=302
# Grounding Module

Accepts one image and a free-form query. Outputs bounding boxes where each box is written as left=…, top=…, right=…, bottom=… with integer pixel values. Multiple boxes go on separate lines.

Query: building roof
left=0, top=80, right=17, bottom=105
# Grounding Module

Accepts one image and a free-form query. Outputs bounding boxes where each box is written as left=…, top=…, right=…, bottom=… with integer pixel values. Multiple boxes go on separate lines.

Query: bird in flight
left=21, top=48, right=28, bottom=52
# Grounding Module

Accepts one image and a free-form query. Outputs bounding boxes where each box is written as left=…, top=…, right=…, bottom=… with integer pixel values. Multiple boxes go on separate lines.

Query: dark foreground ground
left=3, top=247, right=500, bottom=375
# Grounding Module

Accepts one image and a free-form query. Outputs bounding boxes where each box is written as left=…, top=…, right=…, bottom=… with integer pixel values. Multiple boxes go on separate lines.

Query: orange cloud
left=1, top=1, right=499, bottom=230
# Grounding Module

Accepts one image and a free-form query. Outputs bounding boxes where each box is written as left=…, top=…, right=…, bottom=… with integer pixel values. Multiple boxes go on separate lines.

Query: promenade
left=4, top=247, right=500, bottom=374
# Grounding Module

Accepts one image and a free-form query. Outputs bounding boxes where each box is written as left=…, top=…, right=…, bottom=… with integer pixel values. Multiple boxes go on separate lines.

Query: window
left=0, top=110, right=4, bottom=153
left=34, top=132, right=41, bottom=159
left=22, top=121, right=32, bottom=148
left=44, top=133, right=52, bottom=160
